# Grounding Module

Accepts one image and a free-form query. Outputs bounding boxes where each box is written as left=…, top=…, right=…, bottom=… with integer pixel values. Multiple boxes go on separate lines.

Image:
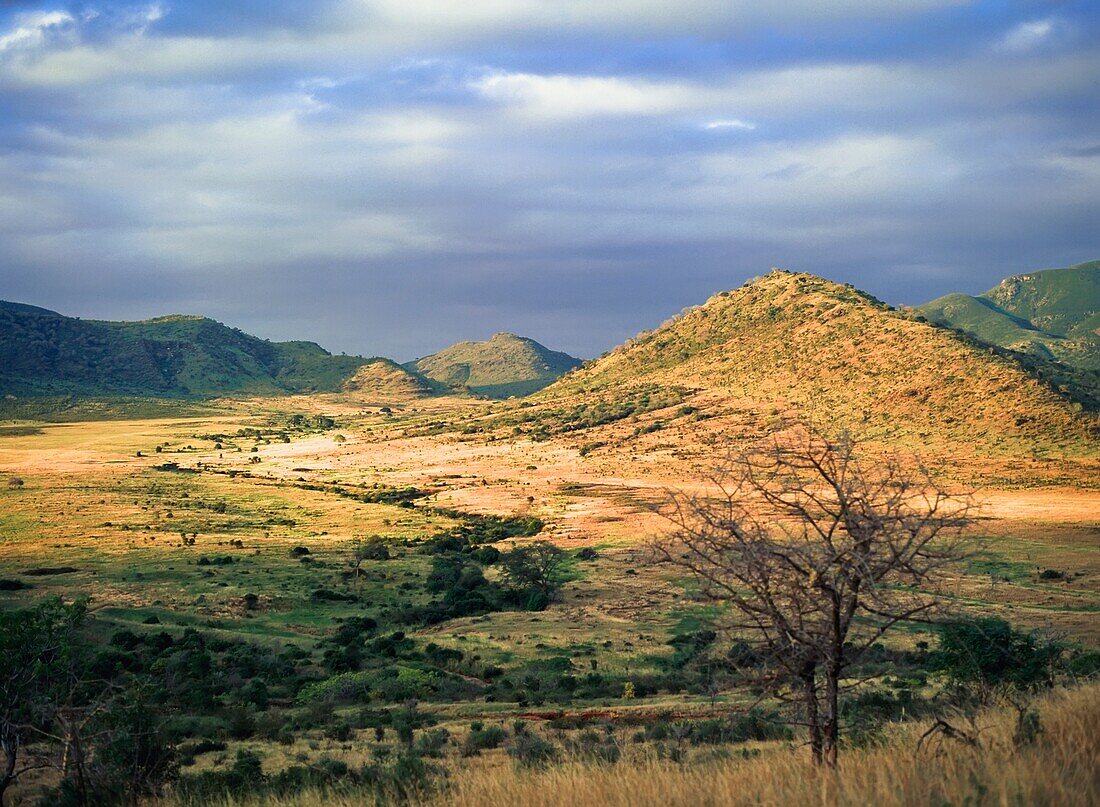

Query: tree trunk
left=823, top=663, right=841, bottom=768
left=0, top=731, right=16, bottom=807
left=802, top=667, right=823, bottom=766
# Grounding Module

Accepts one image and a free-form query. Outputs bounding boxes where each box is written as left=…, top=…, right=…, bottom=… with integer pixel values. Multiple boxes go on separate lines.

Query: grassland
left=178, top=682, right=1100, bottom=807
left=1, top=327, right=1099, bottom=804
left=2, top=273, right=1100, bottom=807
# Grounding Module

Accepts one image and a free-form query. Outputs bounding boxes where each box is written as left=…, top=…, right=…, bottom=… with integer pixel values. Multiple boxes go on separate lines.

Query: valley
left=1, top=267, right=1098, bottom=805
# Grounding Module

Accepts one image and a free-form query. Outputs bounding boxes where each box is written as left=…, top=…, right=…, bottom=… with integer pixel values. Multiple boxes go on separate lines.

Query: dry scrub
left=179, top=683, right=1100, bottom=807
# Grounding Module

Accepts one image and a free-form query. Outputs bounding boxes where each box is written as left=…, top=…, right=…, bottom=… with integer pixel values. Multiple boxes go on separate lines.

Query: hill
left=341, top=357, right=445, bottom=401
left=982, top=260, right=1100, bottom=338
left=0, top=301, right=379, bottom=398
left=538, top=271, right=1097, bottom=452
left=406, top=332, right=582, bottom=398
left=915, top=261, right=1100, bottom=380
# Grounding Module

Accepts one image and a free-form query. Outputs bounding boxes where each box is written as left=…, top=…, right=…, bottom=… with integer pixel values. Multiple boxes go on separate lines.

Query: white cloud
left=471, top=71, right=702, bottom=119
left=704, top=119, right=756, bottom=131
left=997, top=18, right=1057, bottom=52
left=0, top=10, right=74, bottom=52
left=364, top=0, right=965, bottom=37
left=0, top=1, right=1095, bottom=359
left=0, top=1, right=966, bottom=88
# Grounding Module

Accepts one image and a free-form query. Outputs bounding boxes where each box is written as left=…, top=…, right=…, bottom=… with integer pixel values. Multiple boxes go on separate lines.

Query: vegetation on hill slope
left=541, top=271, right=1097, bottom=451
left=982, top=259, right=1100, bottom=338
left=915, top=261, right=1100, bottom=383
left=0, top=302, right=381, bottom=398
left=341, top=358, right=446, bottom=400
left=407, top=333, right=582, bottom=398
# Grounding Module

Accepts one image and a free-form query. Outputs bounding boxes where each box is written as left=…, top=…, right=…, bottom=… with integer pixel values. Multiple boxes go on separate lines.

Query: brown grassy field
left=169, top=682, right=1100, bottom=807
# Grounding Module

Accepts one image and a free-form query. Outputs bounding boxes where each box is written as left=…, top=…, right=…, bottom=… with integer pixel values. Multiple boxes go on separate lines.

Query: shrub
left=499, top=541, right=567, bottom=602
left=325, top=722, right=353, bottom=742
left=225, top=705, right=257, bottom=740
left=508, top=731, right=558, bottom=768
left=933, top=618, right=1064, bottom=697
left=683, top=711, right=792, bottom=745
left=565, top=729, right=621, bottom=764
left=462, top=724, right=506, bottom=756
left=414, top=728, right=450, bottom=758
left=353, top=536, right=392, bottom=562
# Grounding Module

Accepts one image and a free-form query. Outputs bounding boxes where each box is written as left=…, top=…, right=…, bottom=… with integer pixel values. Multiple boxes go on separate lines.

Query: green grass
left=1, top=407, right=1098, bottom=803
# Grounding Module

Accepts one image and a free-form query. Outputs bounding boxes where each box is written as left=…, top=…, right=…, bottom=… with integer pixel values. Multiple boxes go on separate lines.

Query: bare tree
left=653, top=423, right=973, bottom=766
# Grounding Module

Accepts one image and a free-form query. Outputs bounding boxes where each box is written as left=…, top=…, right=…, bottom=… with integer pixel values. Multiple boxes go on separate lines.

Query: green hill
left=981, top=260, right=1100, bottom=338
left=0, top=301, right=407, bottom=398
left=914, top=261, right=1100, bottom=385
left=406, top=332, right=582, bottom=398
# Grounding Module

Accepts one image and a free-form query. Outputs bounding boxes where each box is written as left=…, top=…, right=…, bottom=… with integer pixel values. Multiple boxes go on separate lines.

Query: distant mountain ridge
left=406, top=332, right=583, bottom=398
left=0, top=301, right=391, bottom=397
left=0, top=301, right=581, bottom=402
left=915, top=260, right=1100, bottom=379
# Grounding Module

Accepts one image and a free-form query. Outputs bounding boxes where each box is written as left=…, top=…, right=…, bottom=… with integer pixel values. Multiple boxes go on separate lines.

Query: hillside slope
left=0, top=302, right=374, bottom=397
left=915, top=261, right=1100, bottom=379
left=341, top=358, right=444, bottom=401
left=982, top=260, right=1100, bottom=338
left=407, top=332, right=582, bottom=398
left=541, top=271, right=1096, bottom=452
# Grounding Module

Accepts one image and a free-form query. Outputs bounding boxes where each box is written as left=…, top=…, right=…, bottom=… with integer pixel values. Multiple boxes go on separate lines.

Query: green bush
left=932, top=618, right=1063, bottom=696
left=462, top=724, right=506, bottom=756
left=508, top=731, right=559, bottom=768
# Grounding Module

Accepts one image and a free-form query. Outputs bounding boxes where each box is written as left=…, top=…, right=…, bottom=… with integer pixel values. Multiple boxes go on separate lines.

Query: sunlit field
left=2, top=395, right=1098, bottom=804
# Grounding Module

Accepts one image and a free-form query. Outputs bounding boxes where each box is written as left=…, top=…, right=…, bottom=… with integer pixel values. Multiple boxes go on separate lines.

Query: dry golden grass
left=183, top=683, right=1100, bottom=807
left=544, top=271, right=1099, bottom=457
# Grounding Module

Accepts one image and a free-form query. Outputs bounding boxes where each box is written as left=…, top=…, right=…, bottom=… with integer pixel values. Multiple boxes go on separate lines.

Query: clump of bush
left=462, top=722, right=507, bottom=756
left=507, top=727, right=558, bottom=768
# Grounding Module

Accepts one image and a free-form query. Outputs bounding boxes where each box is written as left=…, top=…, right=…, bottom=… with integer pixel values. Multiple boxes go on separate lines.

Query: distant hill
left=540, top=271, right=1096, bottom=451
left=915, top=261, right=1100, bottom=380
left=341, top=358, right=446, bottom=400
left=0, top=301, right=418, bottom=398
left=406, top=332, right=582, bottom=398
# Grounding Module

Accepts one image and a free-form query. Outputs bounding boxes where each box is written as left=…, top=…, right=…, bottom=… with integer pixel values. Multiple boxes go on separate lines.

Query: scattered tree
left=350, top=536, right=391, bottom=576
left=499, top=541, right=568, bottom=606
left=0, top=598, right=86, bottom=806
left=653, top=424, right=973, bottom=766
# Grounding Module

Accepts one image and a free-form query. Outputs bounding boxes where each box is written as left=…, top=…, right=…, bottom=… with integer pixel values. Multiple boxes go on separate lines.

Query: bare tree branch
left=650, top=421, right=975, bottom=767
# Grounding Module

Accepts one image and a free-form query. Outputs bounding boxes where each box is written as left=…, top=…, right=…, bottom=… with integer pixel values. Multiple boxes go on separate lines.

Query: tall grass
left=169, top=683, right=1100, bottom=807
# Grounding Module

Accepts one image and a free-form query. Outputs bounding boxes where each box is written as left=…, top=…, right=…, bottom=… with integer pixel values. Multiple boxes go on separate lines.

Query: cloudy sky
left=0, top=1, right=1097, bottom=359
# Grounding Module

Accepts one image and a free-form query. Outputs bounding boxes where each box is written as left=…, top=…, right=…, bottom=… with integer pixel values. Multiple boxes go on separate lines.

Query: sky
left=0, top=1, right=1097, bottom=360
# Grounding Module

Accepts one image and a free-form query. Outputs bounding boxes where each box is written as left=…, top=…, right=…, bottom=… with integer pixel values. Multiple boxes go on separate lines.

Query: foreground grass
left=169, top=683, right=1100, bottom=807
